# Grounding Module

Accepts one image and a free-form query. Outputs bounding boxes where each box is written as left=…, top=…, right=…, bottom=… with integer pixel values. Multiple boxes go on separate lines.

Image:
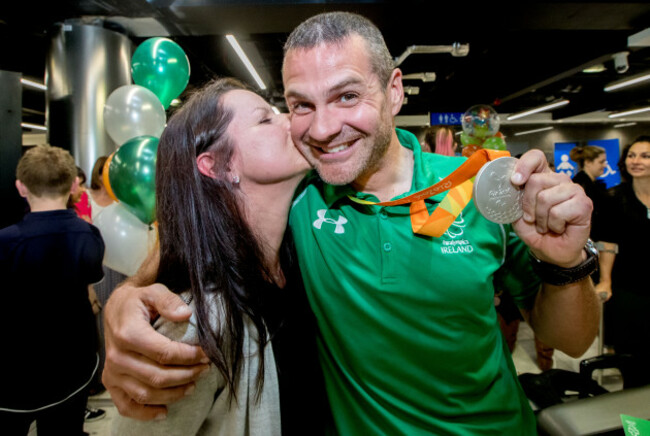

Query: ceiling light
left=613, top=122, right=637, bottom=128
left=271, top=106, right=280, bottom=114
left=404, top=86, right=420, bottom=95
left=20, top=78, right=46, bottom=91
left=608, top=106, right=650, bottom=118
left=394, top=43, right=469, bottom=66
left=402, top=72, right=436, bottom=82
left=225, top=34, right=266, bottom=90
left=170, top=98, right=181, bottom=107
left=513, top=126, right=554, bottom=136
left=582, top=64, right=606, bottom=73
left=506, top=99, right=569, bottom=121
left=21, top=122, right=47, bottom=131
left=604, top=71, right=650, bottom=92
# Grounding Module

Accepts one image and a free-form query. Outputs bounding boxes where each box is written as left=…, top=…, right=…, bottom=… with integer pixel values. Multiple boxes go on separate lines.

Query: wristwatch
left=528, top=239, right=599, bottom=286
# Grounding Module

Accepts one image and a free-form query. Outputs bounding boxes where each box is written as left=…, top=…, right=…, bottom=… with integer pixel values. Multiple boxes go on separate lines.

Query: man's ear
left=387, top=68, right=405, bottom=117
left=15, top=180, right=29, bottom=198
left=196, top=152, right=217, bottom=178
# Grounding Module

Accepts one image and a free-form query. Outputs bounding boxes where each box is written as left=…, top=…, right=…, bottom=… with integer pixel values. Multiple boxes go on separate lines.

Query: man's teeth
left=322, top=144, right=350, bottom=153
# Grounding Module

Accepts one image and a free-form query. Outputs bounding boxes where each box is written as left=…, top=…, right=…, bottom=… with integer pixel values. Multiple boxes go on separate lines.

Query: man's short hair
left=16, top=145, right=76, bottom=198
left=283, top=11, right=395, bottom=88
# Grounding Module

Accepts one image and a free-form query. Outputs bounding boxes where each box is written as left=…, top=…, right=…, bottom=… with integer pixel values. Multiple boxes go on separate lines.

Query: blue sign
left=554, top=139, right=620, bottom=188
left=430, top=112, right=464, bottom=126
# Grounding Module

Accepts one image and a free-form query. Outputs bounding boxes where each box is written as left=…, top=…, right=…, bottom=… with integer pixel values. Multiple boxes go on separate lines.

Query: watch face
left=585, top=238, right=598, bottom=257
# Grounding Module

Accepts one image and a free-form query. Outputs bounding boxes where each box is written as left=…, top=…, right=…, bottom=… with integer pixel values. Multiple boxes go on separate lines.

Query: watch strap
left=529, top=240, right=599, bottom=286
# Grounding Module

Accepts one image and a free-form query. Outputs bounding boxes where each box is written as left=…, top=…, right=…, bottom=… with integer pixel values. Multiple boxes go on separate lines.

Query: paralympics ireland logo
left=441, top=213, right=474, bottom=254
left=313, top=209, right=348, bottom=234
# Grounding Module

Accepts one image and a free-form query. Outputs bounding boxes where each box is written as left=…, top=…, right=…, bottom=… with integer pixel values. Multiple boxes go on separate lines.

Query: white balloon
left=94, top=202, right=157, bottom=276
left=103, top=84, right=167, bottom=146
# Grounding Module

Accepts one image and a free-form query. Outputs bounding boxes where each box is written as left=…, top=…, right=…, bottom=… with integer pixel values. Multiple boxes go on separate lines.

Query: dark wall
left=0, top=70, right=26, bottom=228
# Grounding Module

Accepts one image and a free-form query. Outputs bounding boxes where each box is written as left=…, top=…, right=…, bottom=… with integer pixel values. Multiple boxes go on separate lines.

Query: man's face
left=283, top=35, right=403, bottom=186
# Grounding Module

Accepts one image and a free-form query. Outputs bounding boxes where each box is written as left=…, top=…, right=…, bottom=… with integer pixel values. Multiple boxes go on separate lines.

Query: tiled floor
left=28, top=321, right=622, bottom=435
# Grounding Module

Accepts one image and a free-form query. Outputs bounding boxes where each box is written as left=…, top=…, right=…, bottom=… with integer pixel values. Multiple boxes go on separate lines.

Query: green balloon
left=483, top=136, right=507, bottom=151
left=132, top=37, right=190, bottom=109
left=109, top=136, right=158, bottom=224
left=460, top=132, right=475, bottom=146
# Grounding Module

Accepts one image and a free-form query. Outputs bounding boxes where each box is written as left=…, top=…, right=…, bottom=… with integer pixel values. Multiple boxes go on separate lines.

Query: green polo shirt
left=289, top=128, right=540, bottom=435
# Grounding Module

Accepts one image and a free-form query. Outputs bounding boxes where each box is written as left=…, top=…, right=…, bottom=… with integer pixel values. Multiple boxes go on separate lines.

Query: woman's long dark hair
left=155, top=77, right=273, bottom=399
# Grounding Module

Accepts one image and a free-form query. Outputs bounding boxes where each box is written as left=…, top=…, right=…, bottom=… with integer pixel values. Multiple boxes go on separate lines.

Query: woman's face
left=584, top=153, right=607, bottom=178
left=625, top=141, right=650, bottom=179
left=223, top=90, right=311, bottom=185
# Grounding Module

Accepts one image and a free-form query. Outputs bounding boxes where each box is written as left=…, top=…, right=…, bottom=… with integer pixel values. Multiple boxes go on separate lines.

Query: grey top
left=111, top=292, right=281, bottom=436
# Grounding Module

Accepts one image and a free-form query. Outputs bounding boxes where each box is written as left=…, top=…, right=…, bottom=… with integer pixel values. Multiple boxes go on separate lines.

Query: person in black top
left=596, top=136, right=650, bottom=387
left=0, top=145, right=105, bottom=435
left=569, top=145, right=608, bottom=240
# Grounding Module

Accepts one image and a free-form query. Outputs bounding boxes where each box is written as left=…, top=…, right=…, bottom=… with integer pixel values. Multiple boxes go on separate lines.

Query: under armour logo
left=313, top=209, right=348, bottom=234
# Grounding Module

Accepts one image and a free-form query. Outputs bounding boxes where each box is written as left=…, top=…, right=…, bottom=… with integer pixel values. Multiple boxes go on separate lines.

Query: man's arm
left=512, top=150, right=600, bottom=357
left=102, top=244, right=210, bottom=421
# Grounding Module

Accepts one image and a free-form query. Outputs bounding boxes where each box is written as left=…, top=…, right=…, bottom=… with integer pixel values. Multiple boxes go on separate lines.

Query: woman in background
left=87, top=155, right=127, bottom=396
left=88, top=156, right=114, bottom=222
left=569, top=145, right=608, bottom=239
left=422, top=125, right=458, bottom=156
left=597, top=136, right=650, bottom=388
left=69, top=166, right=92, bottom=223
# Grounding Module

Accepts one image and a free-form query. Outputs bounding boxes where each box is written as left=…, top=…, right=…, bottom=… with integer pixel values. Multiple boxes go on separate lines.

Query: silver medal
left=473, top=157, right=523, bottom=224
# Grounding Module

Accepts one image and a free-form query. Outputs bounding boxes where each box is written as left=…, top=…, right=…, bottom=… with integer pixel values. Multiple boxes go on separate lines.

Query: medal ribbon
left=349, top=149, right=510, bottom=237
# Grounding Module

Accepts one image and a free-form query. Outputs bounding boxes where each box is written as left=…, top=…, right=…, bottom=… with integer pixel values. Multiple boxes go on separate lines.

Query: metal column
left=46, top=20, right=132, bottom=178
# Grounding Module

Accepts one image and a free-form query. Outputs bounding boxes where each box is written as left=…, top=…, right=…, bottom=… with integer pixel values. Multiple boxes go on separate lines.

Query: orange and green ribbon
left=350, top=149, right=510, bottom=237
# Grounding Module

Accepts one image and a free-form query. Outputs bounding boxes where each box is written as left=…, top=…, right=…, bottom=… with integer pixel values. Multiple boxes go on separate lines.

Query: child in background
left=0, top=145, right=105, bottom=435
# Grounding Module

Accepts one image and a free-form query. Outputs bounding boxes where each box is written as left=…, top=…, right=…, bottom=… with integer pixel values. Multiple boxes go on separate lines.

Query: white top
left=111, top=292, right=282, bottom=436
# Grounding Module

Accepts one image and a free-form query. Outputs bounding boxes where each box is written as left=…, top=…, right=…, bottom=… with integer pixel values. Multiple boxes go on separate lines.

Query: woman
left=597, top=136, right=650, bottom=388
left=112, top=78, right=330, bottom=435
left=68, top=166, right=92, bottom=223
left=569, top=145, right=608, bottom=239
left=422, top=125, right=457, bottom=156
left=88, top=156, right=115, bottom=221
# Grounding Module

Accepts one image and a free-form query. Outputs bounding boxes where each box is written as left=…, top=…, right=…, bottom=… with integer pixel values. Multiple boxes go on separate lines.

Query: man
left=102, top=12, right=599, bottom=434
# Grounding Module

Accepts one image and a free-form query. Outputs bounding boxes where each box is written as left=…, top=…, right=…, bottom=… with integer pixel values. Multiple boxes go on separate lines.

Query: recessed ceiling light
left=604, top=71, right=650, bottom=92
left=225, top=34, right=266, bottom=90
left=582, top=64, right=606, bottom=73
left=506, top=100, right=569, bottom=121
left=513, top=126, right=554, bottom=136
left=608, top=106, right=650, bottom=118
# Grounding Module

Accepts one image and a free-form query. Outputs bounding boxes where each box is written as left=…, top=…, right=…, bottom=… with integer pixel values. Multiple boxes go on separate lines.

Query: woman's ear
left=196, top=152, right=217, bottom=178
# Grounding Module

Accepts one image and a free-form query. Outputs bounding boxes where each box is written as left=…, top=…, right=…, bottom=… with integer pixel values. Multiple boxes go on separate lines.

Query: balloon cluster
left=459, top=104, right=507, bottom=157
left=97, top=37, right=190, bottom=276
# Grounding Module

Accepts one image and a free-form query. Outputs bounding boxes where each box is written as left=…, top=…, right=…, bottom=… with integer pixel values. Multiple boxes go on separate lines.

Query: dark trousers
left=0, top=387, right=88, bottom=436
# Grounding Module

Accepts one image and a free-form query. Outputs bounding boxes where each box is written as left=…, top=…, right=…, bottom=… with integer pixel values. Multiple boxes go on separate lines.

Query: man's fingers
left=107, top=283, right=208, bottom=366
left=108, top=347, right=210, bottom=389
left=520, top=172, right=575, bottom=226
left=511, top=149, right=551, bottom=186
left=112, top=370, right=198, bottom=406
left=142, top=283, right=193, bottom=322
left=114, top=321, right=209, bottom=366
left=110, top=385, right=169, bottom=421
left=529, top=181, right=586, bottom=234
